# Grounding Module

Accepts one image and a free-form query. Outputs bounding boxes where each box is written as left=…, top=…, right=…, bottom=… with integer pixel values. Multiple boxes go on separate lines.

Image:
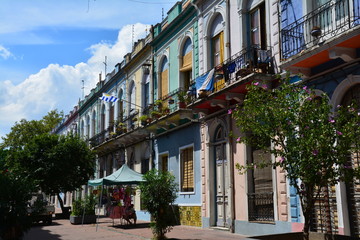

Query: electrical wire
left=127, top=0, right=175, bottom=4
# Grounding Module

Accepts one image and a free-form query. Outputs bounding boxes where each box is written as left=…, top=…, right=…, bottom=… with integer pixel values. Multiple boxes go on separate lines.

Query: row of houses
left=53, top=0, right=360, bottom=237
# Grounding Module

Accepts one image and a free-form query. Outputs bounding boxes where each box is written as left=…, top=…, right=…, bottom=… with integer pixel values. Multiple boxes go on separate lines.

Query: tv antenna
left=81, top=79, right=85, bottom=99
left=132, top=25, right=134, bottom=48
left=103, top=56, right=107, bottom=77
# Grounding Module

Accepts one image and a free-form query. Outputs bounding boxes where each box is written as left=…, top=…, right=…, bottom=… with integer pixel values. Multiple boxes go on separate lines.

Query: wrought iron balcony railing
left=248, top=192, right=274, bottom=222
left=141, top=87, right=192, bottom=124
left=193, top=45, right=273, bottom=100
left=281, top=0, right=360, bottom=60
left=89, top=130, right=107, bottom=148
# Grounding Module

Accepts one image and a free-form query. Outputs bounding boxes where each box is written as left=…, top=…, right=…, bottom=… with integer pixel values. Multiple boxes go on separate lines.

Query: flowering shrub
left=232, top=76, right=360, bottom=235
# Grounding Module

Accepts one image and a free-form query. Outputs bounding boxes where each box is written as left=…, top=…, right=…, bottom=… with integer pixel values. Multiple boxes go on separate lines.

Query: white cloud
left=0, top=45, right=13, bottom=59
left=0, top=1, right=171, bottom=35
left=87, top=23, right=148, bottom=74
left=0, top=24, right=148, bottom=139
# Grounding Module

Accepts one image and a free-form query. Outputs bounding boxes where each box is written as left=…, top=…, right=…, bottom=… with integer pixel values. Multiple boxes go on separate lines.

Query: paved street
left=24, top=218, right=249, bottom=240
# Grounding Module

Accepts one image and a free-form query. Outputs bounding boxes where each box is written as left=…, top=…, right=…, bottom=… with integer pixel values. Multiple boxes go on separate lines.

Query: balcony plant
left=139, top=115, right=149, bottom=126
left=151, top=110, right=162, bottom=119
left=162, top=107, right=170, bottom=115
left=70, top=194, right=97, bottom=225
left=116, top=122, right=127, bottom=134
left=154, top=99, right=163, bottom=106
left=177, top=91, right=188, bottom=108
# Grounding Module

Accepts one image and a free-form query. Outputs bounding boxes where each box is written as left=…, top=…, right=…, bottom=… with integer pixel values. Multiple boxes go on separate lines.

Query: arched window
left=109, top=103, right=114, bottom=130
left=143, top=72, right=150, bottom=109
left=180, top=38, right=192, bottom=91
left=100, top=104, right=106, bottom=132
left=80, top=119, right=85, bottom=138
left=86, top=115, right=90, bottom=138
left=210, top=14, right=224, bottom=68
left=91, top=110, right=96, bottom=137
left=129, top=82, right=136, bottom=114
left=118, top=89, right=124, bottom=121
left=159, top=57, right=169, bottom=98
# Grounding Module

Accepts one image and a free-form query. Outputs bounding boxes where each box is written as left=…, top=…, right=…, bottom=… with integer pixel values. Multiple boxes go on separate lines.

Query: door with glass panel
left=214, top=127, right=230, bottom=227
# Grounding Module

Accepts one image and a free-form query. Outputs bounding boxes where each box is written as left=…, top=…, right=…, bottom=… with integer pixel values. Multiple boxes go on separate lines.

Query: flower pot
left=198, top=90, right=208, bottom=98
left=311, top=27, right=321, bottom=38
left=178, top=102, right=186, bottom=108
left=70, top=215, right=96, bottom=225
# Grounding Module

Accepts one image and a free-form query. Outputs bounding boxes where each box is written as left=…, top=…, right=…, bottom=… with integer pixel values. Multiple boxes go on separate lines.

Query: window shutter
left=161, top=69, right=168, bottom=98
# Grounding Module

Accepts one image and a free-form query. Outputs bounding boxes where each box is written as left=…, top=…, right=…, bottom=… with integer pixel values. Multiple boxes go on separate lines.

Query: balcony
left=248, top=192, right=274, bottom=222
left=88, top=112, right=149, bottom=153
left=189, top=45, right=274, bottom=115
left=142, top=87, right=195, bottom=134
left=89, top=88, right=195, bottom=149
left=280, top=0, right=360, bottom=75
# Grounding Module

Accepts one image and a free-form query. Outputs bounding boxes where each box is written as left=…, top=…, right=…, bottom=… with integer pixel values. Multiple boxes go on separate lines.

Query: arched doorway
left=342, top=84, right=360, bottom=237
left=212, top=124, right=230, bottom=227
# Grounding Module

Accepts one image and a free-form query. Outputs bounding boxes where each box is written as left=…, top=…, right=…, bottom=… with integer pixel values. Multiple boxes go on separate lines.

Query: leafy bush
left=0, top=170, right=35, bottom=240
left=71, top=194, right=97, bottom=216
left=139, top=169, right=178, bottom=240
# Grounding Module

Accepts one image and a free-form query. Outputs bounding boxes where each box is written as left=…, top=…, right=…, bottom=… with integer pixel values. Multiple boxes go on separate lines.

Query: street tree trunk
left=56, top=193, right=65, bottom=213
left=300, top=184, right=316, bottom=240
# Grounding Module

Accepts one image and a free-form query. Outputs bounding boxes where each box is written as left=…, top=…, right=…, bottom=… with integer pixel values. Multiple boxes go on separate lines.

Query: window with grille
left=342, top=84, right=360, bottom=237
left=180, top=146, right=194, bottom=193
left=248, top=144, right=274, bottom=222
left=141, top=158, right=149, bottom=174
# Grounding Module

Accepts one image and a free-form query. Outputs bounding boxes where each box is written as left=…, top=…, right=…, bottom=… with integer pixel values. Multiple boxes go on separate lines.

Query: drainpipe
left=227, top=111, right=236, bottom=233
left=149, top=133, right=155, bottom=169
left=150, top=25, right=155, bottom=105
left=226, top=0, right=232, bottom=58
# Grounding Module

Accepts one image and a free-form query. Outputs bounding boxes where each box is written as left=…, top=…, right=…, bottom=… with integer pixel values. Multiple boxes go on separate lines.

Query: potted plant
left=139, top=115, right=149, bottom=126
left=162, top=107, right=170, bottom=115
left=311, top=26, right=321, bottom=38
left=116, top=122, right=127, bottom=134
left=151, top=110, right=162, bottom=119
left=177, top=91, right=188, bottom=108
left=154, top=99, right=163, bottom=107
left=70, top=194, right=97, bottom=225
left=167, top=98, right=175, bottom=105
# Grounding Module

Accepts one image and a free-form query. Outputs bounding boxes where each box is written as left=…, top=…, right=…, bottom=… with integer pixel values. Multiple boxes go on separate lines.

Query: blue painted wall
left=154, top=123, right=202, bottom=205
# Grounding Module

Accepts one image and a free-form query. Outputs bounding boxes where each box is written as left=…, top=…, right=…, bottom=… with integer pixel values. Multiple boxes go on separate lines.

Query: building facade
left=55, top=0, right=360, bottom=237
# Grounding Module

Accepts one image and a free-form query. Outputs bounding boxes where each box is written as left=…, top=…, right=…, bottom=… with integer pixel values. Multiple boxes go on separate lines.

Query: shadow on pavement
left=167, top=239, right=201, bottom=240
left=112, top=222, right=150, bottom=229
left=31, top=221, right=62, bottom=227
left=24, top=227, right=62, bottom=240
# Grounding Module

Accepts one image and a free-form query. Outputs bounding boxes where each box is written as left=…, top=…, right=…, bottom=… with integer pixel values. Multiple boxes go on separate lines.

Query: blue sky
left=0, top=0, right=174, bottom=139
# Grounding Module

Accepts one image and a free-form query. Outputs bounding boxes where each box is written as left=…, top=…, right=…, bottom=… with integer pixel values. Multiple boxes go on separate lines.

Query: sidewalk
left=24, top=217, right=250, bottom=240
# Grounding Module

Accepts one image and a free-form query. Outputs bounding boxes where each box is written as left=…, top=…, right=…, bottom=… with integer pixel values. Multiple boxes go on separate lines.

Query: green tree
left=232, top=77, right=360, bottom=237
left=12, top=133, right=95, bottom=213
left=0, top=149, right=35, bottom=240
left=1, top=110, right=63, bottom=150
left=139, top=169, right=178, bottom=240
